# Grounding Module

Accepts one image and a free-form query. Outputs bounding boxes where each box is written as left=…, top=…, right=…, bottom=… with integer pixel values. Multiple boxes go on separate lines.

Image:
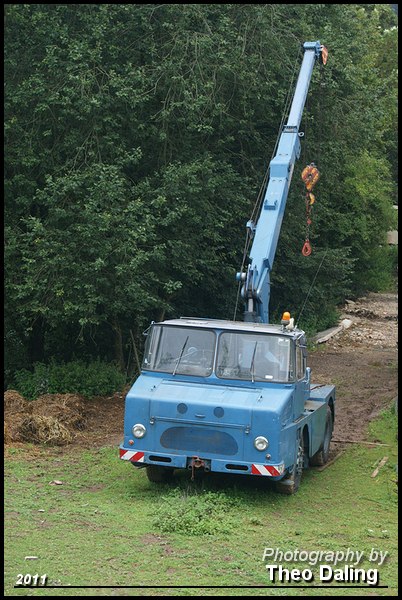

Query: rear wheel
left=310, top=405, right=333, bottom=467
left=275, top=434, right=304, bottom=495
left=145, top=464, right=174, bottom=483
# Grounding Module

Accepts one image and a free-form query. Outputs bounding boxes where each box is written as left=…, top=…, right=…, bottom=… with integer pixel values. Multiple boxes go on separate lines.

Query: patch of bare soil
left=308, top=291, right=398, bottom=458
left=4, top=291, right=398, bottom=460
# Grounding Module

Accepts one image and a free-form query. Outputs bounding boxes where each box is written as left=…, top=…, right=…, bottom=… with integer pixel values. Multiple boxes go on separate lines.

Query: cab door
left=294, top=340, right=309, bottom=418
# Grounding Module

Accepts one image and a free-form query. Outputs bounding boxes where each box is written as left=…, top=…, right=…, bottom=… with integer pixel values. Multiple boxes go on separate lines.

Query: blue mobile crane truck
left=119, top=41, right=334, bottom=494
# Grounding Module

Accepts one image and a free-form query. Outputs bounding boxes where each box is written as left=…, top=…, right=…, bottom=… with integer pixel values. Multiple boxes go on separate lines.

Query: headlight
left=254, top=436, right=269, bottom=451
left=132, top=423, right=146, bottom=438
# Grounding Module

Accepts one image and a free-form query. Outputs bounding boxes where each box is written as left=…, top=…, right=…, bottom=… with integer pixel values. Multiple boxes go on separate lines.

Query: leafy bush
left=3, top=328, right=30, bottom=392
left=13, top=362, right=49, bottom=403
left=151, top=487, right=241, bottom=536
left=299, top=305, right=340, bottom=338
left=352, top=244, right=398, bottom=296
left=13, top=358, right=126, bottom=401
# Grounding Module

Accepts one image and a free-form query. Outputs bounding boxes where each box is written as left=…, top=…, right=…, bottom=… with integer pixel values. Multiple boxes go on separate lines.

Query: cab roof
left=157, top=317, right=305, bottom=339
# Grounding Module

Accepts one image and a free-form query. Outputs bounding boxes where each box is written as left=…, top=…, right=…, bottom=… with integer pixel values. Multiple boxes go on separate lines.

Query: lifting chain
left=301, top=163, right=320, bottom=256
left=300, top=59, right=325, bottom=257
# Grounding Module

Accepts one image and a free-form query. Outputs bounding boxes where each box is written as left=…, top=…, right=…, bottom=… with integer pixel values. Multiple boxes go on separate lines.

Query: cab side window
left=296, top=346, right=306, bottom=380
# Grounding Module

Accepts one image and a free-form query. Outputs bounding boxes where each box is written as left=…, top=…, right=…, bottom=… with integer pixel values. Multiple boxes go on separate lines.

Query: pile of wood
left=18, top=415, right=73, bottom=445
left=4, top=390, right=92, bottom=446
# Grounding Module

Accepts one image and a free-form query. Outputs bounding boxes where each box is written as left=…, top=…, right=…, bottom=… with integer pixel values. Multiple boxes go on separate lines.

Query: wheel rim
left=323, top=415, right=331, bottom=454
left=296, top=438, right=304, bottom=475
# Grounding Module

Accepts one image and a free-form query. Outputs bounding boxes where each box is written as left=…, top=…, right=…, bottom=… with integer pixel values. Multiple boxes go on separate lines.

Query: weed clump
left=151, top=487, right=240, bottom=536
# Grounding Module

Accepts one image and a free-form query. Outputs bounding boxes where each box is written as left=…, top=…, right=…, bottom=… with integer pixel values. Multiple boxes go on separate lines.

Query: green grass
left=5, top=404, right=398, bottom=596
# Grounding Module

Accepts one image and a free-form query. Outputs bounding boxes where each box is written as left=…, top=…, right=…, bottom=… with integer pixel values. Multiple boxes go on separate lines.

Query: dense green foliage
left=4, top=4, right=398, bottom=387
left=13, top=358, right=126, bottom=402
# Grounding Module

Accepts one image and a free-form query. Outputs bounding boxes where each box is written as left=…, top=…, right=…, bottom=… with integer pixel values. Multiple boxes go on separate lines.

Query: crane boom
left=238, top=41, right=327, bottom=324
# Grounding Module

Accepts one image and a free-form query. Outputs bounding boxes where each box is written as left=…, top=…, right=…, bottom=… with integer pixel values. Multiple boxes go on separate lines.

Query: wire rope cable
left=316, top=62, right=324, bottom=171
left=249, top=45, right=303, bottom=228
left=233, top=45, right=303, bottom=320
left=295, top=249, right=328, bottom=328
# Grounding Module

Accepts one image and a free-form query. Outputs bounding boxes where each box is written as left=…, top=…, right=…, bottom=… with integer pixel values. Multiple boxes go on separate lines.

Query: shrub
left=352, top=244, right=398, bottom=296
left=13, top=362, right=49, bottom=402
left=12, top=358, right=126, bottom=401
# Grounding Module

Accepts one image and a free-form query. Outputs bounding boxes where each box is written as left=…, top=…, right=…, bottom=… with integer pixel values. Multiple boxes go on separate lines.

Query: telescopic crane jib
left=237, top=41, right=328, bottom=325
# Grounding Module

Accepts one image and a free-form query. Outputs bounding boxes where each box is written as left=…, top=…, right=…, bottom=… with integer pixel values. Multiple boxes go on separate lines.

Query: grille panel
left=160, top=426, right=238, bottom=456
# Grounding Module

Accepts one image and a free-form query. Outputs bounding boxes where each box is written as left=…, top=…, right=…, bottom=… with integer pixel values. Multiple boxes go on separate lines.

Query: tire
left=275, top=433, right=304, bottom=495
left=310, top=405, right=333, bottom=467
left=145, top=464, right=174, bottom=483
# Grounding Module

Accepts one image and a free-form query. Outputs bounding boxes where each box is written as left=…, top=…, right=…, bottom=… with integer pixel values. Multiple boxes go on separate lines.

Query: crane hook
left=301, top=164, right=319, bottom=256
left=302, top=240, right=312, bottom=256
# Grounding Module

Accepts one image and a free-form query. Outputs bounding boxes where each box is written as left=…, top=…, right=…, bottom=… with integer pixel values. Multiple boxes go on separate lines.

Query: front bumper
left=119, top=446, right=285, bottom=478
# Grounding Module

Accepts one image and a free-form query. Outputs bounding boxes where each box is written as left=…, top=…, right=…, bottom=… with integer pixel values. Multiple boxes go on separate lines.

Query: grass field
left=4, top=403, right=398, bottom=596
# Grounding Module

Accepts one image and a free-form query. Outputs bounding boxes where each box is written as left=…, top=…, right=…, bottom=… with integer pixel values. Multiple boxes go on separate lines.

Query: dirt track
left=4, top=292, right=398, bottom=459
left=308, top=291, right=398, bottom=457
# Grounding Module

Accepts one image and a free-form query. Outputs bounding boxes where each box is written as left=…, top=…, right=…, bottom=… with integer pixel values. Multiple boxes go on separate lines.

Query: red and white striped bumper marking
left=251, top=464, right=283, bottom=477
left=119, top=449, right=145, bottom=462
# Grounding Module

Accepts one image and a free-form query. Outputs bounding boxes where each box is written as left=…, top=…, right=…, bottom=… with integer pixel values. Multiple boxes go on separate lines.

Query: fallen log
left=317, top=451, right=346, bottom=472
left=370, top=456, right=389, bottom=478
left=332, top=438, right=390, bottom=447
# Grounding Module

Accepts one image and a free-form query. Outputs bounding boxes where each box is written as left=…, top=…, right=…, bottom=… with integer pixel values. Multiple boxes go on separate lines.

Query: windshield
left=142, top=326, right=215, bottom=377
left=216, top=332, right=294, bottom=383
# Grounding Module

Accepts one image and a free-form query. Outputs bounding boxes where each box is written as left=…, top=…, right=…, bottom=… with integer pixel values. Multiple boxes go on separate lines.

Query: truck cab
left=120, top=317, right=334, bottom=494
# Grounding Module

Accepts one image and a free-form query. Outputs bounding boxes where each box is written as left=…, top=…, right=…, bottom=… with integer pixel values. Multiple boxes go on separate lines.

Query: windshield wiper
left=250, top=341, right=258, bottom=383
left=173, top=336, right=189, bottom=376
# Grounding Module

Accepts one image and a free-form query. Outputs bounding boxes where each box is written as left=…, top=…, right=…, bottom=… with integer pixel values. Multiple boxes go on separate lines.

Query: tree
left=4, top=4, right=398, bottom=383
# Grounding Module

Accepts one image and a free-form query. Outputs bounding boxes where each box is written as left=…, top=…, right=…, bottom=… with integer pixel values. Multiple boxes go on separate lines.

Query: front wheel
left=310, top=405, right=333, bottom=467
left=275, top=434, right=304, bottom=495
left=146, top=464, right=174, bottom=483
